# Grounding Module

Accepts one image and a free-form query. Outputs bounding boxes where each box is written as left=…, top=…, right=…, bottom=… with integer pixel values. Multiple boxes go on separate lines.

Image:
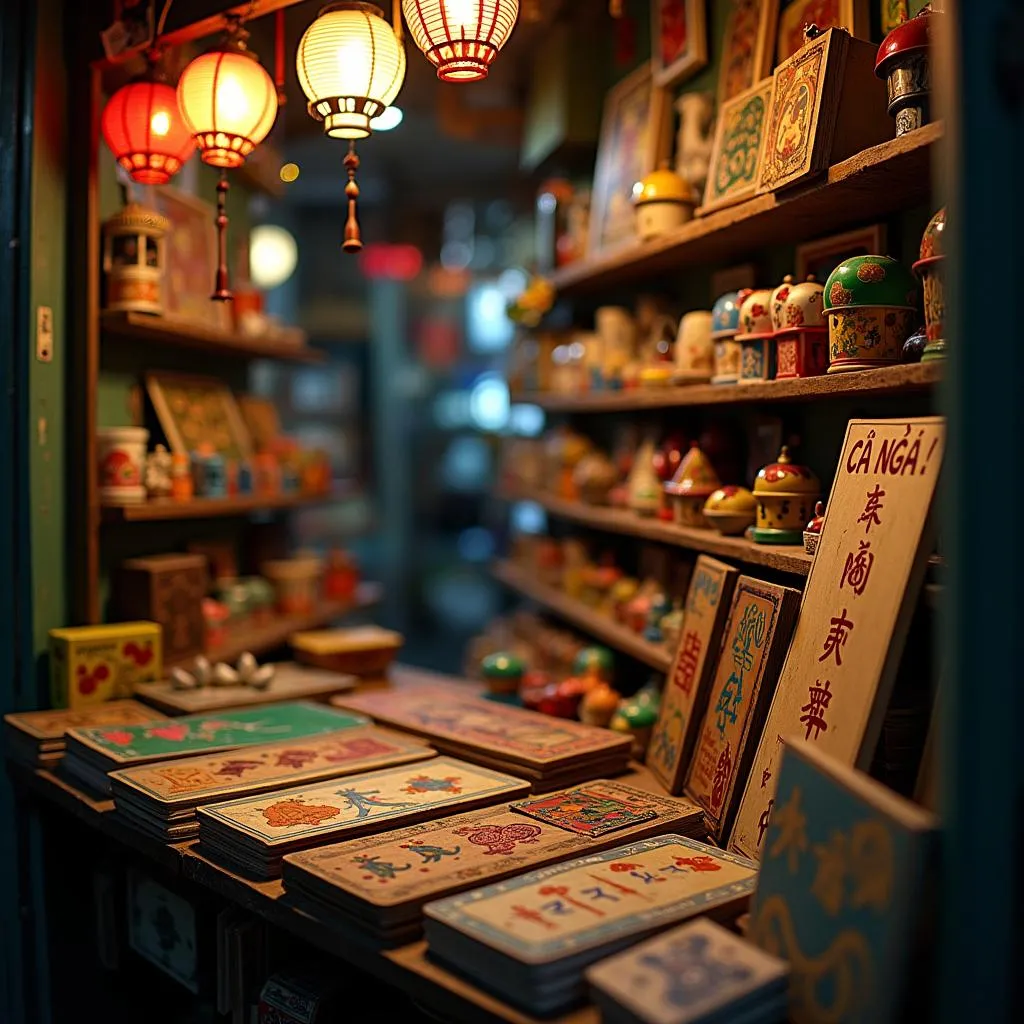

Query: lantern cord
left=392, top=0, right=403, bottom=42
left=275, top=8, right=287, bottom=104
left=213, top=169, right=233, bottom=300
left=156, top=0, right=174, bottom=36
left=342, top=142, right=362, bottom=254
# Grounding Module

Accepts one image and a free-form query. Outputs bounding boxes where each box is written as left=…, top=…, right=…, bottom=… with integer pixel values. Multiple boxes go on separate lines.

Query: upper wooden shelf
left=516, top=361, right=940, bottom=413
left=101, top=311, right=326, bottom=364
left=550, top=122, right=943, bottom=294
left=101, top=492, right=339, bottom=522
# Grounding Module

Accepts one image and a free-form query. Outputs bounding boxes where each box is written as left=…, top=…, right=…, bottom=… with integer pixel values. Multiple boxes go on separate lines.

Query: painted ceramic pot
left=673, top=310, right=714, bottom=382
left=823, top=255, right=918, bottom=372
left=634, top=163, right=696, bottom=240
left=752, top=446, right=821, bottom=545
left=664, top=443, right=721, bottom=529
left=774, top=275, right=828, bottom=379
left=97, top=427, right=149, bottom=505
left=711, top=289, right=747, bottom=385
left=913, top=206, right=946, bottom=361
left=735, top=288, right=776, bottom=384
left=803, top=500, right=826, bottom=556
left=702, top=485, right=757, bottom=536
left=875, top=7, right=933, bottom=137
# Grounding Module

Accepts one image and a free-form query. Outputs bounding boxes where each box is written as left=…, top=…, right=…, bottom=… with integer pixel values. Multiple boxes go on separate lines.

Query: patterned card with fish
left=68, top=702, right=366, bottom=764
left=510, top=780, right=665, bottom=837
left=110, top=727, right=435, bottom=807
left=330, top=690, right=631, bottom=768
left=5, top=699, right=166, bottom=741
left=423, top=836, right=758, bottom=963
left=197, top=757, right=529, bottom=848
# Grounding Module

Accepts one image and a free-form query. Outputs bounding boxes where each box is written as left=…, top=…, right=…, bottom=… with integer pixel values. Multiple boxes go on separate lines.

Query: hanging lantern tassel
left=213, top=169, right=233, bottom=300
left=342, top=142, right=362, bottom=253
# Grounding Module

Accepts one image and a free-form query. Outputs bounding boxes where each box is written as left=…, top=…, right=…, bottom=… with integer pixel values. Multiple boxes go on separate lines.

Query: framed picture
left=881, top=0, right=910, bottom=35
left=794, top=223, right=887, bottom=281
left=588, top=63, right=672, bottom=256
left=652, top=0, right=709, bottom=88
left=700, top=77, right=773, bottom=215
left=776, top=0, right=870, bottom=63
left=145, top=372, right=253, bottom=460
left=717, top=0, right=779, bottom=108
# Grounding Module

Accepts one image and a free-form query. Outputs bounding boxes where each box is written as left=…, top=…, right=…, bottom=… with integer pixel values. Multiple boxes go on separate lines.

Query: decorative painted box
left=710, top=289, right=746, bottom=384
left=913, top=206, right=946, bottom=361
left=115, top=553, right=208, bottom=665
left=875, top=7, right=934, bottom=137
left=752, top=447, right=821, bottom=545
left=50, top=621, right=162, bottom=709
left=773, top=275, right=828, bottom=379
left=736, top=288, right=776, bottom=384
left=823, top=255, right=918, bottom=372
left=663, top=443, right=720, bottom=529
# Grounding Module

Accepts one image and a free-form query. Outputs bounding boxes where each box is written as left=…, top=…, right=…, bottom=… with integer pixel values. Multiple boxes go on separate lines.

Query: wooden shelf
left=550, top=122, right=942, bottom=294
left=101, top=492, right=340, bottom=523
left=501, top=491, right=813, bottom=576
left=101, top=311, right=326, bottom=364
left=516, top=362, right=941, bottom=414
left=492, top=561, right=673, bottom=671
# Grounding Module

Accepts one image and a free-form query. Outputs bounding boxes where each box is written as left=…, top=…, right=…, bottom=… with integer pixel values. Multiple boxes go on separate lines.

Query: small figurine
left=170, top=652, right=275, bottom=691
left=660, top=598, right=685, bottom=650
left=773, top=275, right=828, bottom=379
left=481, top=652, right=525, bottom=699
left=595, top=306, right=636, bottom=388
left=702, top=485, right=757, bottom=535
left=573, top=646, right=614, bottom=684
left=561, top=540, right=590, bottom=601
left=913, top=206, right=946, bottom=361
left=170, top=452, right=193, bottom=501
left=736, top=287, right=776, bottom=384
left=752, top=446, right=822, bottom=545
left=643, top=595, right=671, bottom=643
left=804, top=500, right=826, bottom=555
left=653, top=431, right=689, bottom=483
left=664, top=443, right=721, bottom=529
left=674, top=91, right=714, bottom=202
left=875, top=6, right=933, bottom=137
left=627, top=436, right=663, bottom=518
left=573, top=451, right=619, bottom=506
left=144, top=444, right=173, bottom=500
left=609, top=576, right=640, bottom=623
left=579, top=682, right=622, bottom=728
left=633, top=162, right=696, bottom=241
left=610, top=699, right=658, bottom=759
left=201, top=598, right=229, bottom=650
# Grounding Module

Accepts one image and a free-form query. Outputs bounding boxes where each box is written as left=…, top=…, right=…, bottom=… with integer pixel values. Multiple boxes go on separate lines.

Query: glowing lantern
left=402, top=0, right=519, bottom=81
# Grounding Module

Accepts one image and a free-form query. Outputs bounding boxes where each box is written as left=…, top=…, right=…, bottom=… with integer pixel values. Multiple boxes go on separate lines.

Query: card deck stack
left=586, top=918, right=789, bottom=1024
left=110, top=727, right=436, bottom=841
left=422, top=835, right=759, bottom=1016
left=62, top=702, right=367, bottom=795
left=3, top=700, right=167, bottom=769
left=196, top=756, right=531, bottom=879
left=330, top=689, right=633, bottom=790
left=281, top=781, right=706, bottom=945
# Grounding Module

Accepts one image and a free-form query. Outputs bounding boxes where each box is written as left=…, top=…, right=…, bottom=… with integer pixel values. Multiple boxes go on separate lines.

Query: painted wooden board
left=4, top=699, right=165, bottom=743
left=647, top=557, right=739, bottom=794
left=282, top=782, right=703, bottom=915
left=685, top=577, right=800, bottom=843
left=586, top=917, right=789, bottom=1024
left=748, top=740, right=936, bottom=1024
left=331, top=689, right=631, bottom=770
left=109, top=727, right=435, bottom=809
left=731, top=417, right=944, bottom=860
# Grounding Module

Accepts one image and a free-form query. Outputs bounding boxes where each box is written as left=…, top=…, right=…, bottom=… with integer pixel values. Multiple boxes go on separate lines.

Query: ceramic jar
left=595, top=306, right=636, bottom=388
left=773, top=275, right=828, bottom=379
left=702, top=485, right=757, bottom=535
left=804, top=501, right=826, bottom=556
left=875, top=7, right=933, bottom=137
left=710, top=290, right=746, bottom=384
left=97, top=427, right=149, bottom=504
left=752, top=446, right=821, bottom=545
left=627, top=437, right=663, bottom=517
left=673, top=310, right=713, bottom=382
left=913, top=206, right=946, bottom=361
left=736, top=287, right=776, bottom=384
left=823, top=255, right=918, bottom=372
left=633, top=163, right=697, bottom=241
left=663, top=443, right=720, bottom=528
left=102, top=203, right=169, bottom=315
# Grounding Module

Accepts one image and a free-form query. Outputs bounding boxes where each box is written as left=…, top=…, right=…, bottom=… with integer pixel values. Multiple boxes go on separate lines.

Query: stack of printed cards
left=331, top=689, right=632, bottom=790
left=110, top=727, right=435, bottom=841
left=586, top=918, right=789, bottom=1024
left=423, top=835, right=759, bottom=1015
left=196, top=756, right=530, bottom=879
left=62, top=702, right=367, bottom=795
left=4, top=700, right=167, bottom=769
left=282, top=781, right=706, bottom=945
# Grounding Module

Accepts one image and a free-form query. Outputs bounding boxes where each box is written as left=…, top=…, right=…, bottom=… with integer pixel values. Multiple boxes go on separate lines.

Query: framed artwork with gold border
left=795, top=224, right=887, bottom=281
left=145, top=372, right=253, bottom=461
left=776, top=0, right=870, bottom=64
left=717, top=0, right=779, bottom=108
left=652, top=0, right=709, bottom=88
left=588, top=62, right=672, bottom=256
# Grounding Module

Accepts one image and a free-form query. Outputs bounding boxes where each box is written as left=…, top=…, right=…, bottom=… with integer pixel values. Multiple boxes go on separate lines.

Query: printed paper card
left=731, top=418, right=944, bottom=859
left=198, top=757, right=529, bottom=848
left=749, top=740, right=936, bottom=1024
left=647, top=557, right=739, bottom=794
left=510, top=780, right=670, bottom=837
left=5, top=700, right=166, bottom=740
left=127, top=869, right=199, bottom=993
left=424, top=836, right=758, bottom=963
left=332, top=690, right=631, bottom=767
left=284, top=783, right=700, bottom=909
left=586, top=917, right=789, bottom=1024
left=69, top=702, right=367, bottom=764
left=685, top=577, right=800, bottom=843
left=110, top=727, right=434, bottom=807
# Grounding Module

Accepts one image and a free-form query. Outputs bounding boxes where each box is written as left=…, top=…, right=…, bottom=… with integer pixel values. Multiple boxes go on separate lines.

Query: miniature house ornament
left=913, top=206, right=946, bottom=361
left=710, top=289, right=747, bottom=384
left=663, top=443, right=720, bottom=529
left=773, top=275, right=828, bottom=378
left=735, top=287, right=775, bottom=384
left=875, top=6, right=934, bottom=137
left=102, top=203, right=169, bottom=315
left=752, top=446, right=821, bottom=545
left=633, top=163, right=696, bottom=241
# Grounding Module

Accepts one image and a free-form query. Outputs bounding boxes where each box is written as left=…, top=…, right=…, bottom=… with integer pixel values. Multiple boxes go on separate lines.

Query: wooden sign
left=647, top=557, right=739, bottom=794
left=700, top=78, right=773, bottom=215
left=684, top=577, right=800, bottom=843
left=748, top=741, right=936, bottom=1024
left=730, top=417, right=944, bottom=859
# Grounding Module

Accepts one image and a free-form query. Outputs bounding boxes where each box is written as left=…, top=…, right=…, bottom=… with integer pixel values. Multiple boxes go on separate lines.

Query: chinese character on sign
left=714, top=672, right=743, bottom=735
left=674, top=855, right=722, bottom=872
left=538, top=885, right=605, bottom=917
left=840, top=540, right=874, bottom=597
left=710, top=744, right=733, bottom=812
left=539, top=899, right=573, bottom=916
left=673, top=631, right=703, bottom=695
left=757, top=798, right=775, bottom=846
left=819, top=609, right=854, bottom=667
left=609, top=863, right=661, bottom=885
left=731, top=603, right=767, bottom=673
left=800, top=678, right=833, bottom=740
left=858, top=485, right=886, bottom=533
left=580, top=885, right=619, bottom=902
left=510, top=905, right=555, bottom=929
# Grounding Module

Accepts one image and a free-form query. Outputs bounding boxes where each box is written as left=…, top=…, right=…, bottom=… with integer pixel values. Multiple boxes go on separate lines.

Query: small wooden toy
left=634, top=162, right=696, bottom=241
left=736, top=287, right=776, bottom=383
left=573, top=451, right=619, bottom=505
left=170, top=452, right=193, bottom=500
left=773, top=274, right=828, bottom=379
left=144, top=444, right=173, bottom=499
left=875, top=6, right=933, bottom=137
left=611, top=699, right=658, bottom=759
left=579, top=682, right=622, bottom=727
left=664, top=443, right=721, bottom=528
left=804, top=500, right=825, bottom=555
left=573, top=646, right=614, bottom=683
left=480, top=652, right=526, bottom=697
left=913, top=206, right=946, bottom=361
left=628, top=436, right=664, bottom=517
left=752, top=446, right=821, bottom=545
left=702, top=485, right=757, bottom=535
left=710, top=289, right=746, bottom=384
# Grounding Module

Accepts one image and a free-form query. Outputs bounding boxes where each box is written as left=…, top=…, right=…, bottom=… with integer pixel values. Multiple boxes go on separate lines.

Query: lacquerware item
left=875, top=6, right=933, bottom=137
left=702, top=485, right=757, bottom=536
left=663, top=443, right=721, bottom=529
left=735, top=287, right=776, bottom=384
left=673, top=310, right=714, bottom=383
left=751, top=446, right=821, bottom=545
left=710, top=289, right=747, bottom=385
left=633, top=162, right=697, bottom=241
left=823, top=255, right=918, bottom=372
left=804, top=500, right=826, bottom=555
left=773, top=275, right=828, bottom=379
left=913, top=206, right=947, bottom=361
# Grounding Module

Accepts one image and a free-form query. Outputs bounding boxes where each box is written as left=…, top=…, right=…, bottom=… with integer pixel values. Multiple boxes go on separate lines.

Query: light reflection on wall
left=510, top=500, right=546, bottom=534
left=441, top=435, right=491, bottom=491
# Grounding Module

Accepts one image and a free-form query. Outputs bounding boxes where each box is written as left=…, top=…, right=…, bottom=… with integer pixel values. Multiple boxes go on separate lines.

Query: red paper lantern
left=101, top=76, right=194, bottom=186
